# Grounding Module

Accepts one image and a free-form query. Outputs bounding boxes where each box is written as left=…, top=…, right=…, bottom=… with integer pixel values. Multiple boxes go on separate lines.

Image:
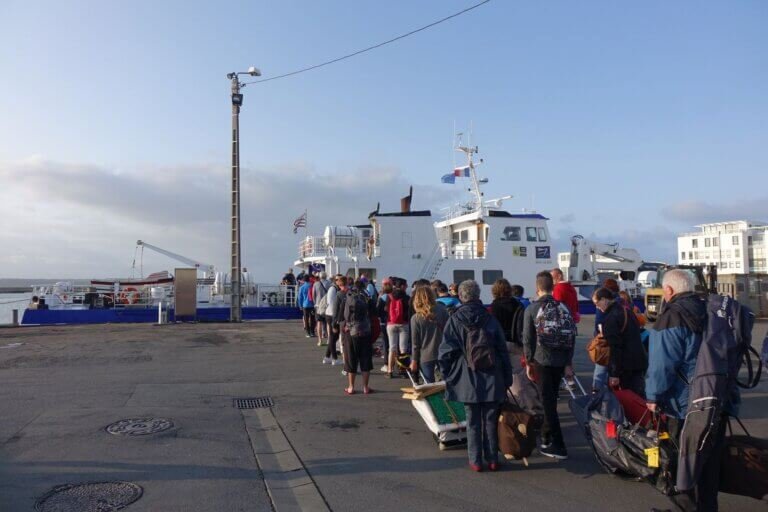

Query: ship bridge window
left=501, top=226, right=520, bottom=241
left=453, top=270, right=475, bottom=284
left=482, top=270, right=503, bottom=285
left=459, top=230, right=469, bottom=243
left=526, top=227, right=537, bottom=242
left=537, top=228, right=547, bottom=242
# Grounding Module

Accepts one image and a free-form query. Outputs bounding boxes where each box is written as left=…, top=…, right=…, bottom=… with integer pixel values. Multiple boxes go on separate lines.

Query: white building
left=677, top=220, right=768, bottom=275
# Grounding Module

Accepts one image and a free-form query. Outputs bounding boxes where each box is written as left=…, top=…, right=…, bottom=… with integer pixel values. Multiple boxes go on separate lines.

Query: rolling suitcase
left=403, top=370, right=467, bottom=450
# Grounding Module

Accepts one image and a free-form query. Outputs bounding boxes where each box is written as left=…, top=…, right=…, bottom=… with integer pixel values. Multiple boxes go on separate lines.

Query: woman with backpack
left=385, top=278, right=411, bottom=379
left=409, top=285, right=449, bottom=383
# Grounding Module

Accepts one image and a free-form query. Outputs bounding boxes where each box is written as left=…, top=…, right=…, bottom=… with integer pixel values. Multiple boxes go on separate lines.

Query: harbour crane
left=567, top=235, right=642, bottom=283
left=135, top=240, right=216, bottom=277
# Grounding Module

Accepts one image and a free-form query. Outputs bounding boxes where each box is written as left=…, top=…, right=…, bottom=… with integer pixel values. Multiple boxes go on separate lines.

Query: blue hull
left=21, top=306, right=301, bottom=325
left=577, top=298, right=645, bottom=315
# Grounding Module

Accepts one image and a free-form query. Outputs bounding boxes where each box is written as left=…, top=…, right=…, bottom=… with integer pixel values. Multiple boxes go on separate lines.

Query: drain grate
left=36, top=482, right=143, bottom=512
left=234, top=397, right=274, bottom=409
left=105, top=418, right=174, bottom=436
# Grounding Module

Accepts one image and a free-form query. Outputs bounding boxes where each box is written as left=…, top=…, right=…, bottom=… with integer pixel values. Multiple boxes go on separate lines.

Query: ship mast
left=456, top=144, right=483, bottom=211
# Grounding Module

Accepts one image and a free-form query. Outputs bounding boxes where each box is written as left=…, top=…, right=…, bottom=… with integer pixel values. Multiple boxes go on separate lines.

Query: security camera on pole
left=226, top=66, right=261, bottom=322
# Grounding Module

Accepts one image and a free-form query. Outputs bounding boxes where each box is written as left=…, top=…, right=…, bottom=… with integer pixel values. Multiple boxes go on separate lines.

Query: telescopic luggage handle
left=562, top=375, right=587, bottom=398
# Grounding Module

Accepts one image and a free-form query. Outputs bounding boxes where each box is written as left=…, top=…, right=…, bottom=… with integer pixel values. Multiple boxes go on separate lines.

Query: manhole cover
left=234, top=397, right=274, bottom=409
left=105, top=417, right=174, bottom=436
left=36, top=481, right=142, bottom=512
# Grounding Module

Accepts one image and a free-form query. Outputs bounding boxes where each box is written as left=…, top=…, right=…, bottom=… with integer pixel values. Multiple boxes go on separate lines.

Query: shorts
left=343, top=333, right=373, bottom=374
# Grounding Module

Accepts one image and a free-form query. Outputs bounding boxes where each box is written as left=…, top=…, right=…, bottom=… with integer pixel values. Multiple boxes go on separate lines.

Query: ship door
left=476, top=222, right=485, bottom=258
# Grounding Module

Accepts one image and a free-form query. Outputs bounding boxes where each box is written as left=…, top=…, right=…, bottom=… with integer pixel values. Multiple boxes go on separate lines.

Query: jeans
left=386, top=323, right=410, bottom=353
left=325, top=316, right=338, bottom=359
left=464, top=402, right=500, bottom=465
left=593, top=364, right=608, bottom=390
left=537, top=365, right=566, bottom=449
left=420, top=360, right=437, bottom=383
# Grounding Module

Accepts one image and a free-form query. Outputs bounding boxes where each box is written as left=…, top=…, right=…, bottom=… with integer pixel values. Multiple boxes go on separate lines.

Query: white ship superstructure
left=294, top=144, right=556, bottom=301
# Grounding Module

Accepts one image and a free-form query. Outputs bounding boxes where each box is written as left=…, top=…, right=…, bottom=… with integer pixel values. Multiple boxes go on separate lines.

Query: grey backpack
left=344, top=291, right=371, bottom=337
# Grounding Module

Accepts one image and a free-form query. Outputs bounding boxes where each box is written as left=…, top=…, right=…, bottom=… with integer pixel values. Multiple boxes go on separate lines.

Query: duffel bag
left=498, top=399, right=538, bottom=462
left=720, top=419, right=768, bottom=502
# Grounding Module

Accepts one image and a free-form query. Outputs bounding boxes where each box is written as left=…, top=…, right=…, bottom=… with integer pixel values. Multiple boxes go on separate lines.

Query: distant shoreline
left=0, top=288, right=30, bottom=294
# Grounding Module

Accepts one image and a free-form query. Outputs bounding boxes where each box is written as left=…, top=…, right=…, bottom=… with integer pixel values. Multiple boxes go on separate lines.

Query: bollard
left=157, top=302, right=164, bottom=325
left=12, top=309, right=18, bottom=326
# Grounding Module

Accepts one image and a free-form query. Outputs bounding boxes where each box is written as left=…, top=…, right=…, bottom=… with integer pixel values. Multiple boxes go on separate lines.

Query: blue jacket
left=438, top=301, right=513, bottom=403
left=296, top=282, right=314, bottom=308
left=645, top=292, right=706, bottom=418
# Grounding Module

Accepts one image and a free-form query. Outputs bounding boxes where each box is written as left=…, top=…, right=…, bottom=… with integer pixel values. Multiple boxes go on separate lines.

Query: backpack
left=534, top=298, right=576, bottom=351
left=462, top=315, right=496, bottom=372
left=344, top=291, right=371, bottom=337
left=315, top=290, right=329, bottom=316
left=388, top=296, right=406, bottom=324
left=676, top=294, right=762, bottom=492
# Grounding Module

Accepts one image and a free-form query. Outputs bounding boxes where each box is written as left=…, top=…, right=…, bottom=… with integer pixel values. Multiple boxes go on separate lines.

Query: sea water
left=0, top=293, right=31, bottom=325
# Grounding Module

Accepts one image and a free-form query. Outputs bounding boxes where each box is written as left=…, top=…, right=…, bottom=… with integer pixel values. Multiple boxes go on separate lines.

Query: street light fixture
left=227, top=66, right=260, bottom=323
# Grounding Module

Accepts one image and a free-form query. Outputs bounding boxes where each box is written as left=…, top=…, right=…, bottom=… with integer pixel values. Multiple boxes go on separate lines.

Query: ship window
left=526, top=227, right=537, bottom=242
left=402, top=232, right=413, bottom=248
left=538, top=228, right=547, bottom=242
left=502, top=226, right=520, bottom=241
left=453, top=270, right=475, bottom=284
left=460, top=230, right=469, bottom=243
left=452, top=231, right=460, bottom=244
left=482, top=270, right=503, bottom=285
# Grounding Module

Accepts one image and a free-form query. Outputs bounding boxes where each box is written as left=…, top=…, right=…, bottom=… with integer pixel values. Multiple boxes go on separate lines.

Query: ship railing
left=255, top=284, right=299, bottom=308
left=440, top=241, right=486, bottom=260
left=299, top=236, right=328, bottom=259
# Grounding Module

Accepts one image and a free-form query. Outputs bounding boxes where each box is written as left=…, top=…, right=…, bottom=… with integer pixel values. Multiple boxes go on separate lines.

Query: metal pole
left=230, top=76, right=242, bottom=322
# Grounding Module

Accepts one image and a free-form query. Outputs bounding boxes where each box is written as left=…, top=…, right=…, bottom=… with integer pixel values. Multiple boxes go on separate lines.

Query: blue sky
left=1, top=1, right=766, bottom=279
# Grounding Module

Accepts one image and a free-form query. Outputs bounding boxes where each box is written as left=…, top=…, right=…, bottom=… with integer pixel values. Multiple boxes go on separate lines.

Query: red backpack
left=388, top=296, right=405, bottom=324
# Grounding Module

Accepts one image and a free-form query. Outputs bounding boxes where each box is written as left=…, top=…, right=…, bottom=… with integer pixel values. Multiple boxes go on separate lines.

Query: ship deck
left=1, top=319, right=766, bottom=511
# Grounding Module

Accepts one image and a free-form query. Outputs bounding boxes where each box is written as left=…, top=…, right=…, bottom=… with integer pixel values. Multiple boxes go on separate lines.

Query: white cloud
left=662, top=198, right=768, bottom=225
left=0, top=157, right=455, bottom=280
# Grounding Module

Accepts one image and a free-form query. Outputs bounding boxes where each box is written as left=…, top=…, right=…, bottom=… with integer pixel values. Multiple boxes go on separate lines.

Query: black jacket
left=600, top=300, right=648, bottom=376
left=491, top=297, right=523, bottom=343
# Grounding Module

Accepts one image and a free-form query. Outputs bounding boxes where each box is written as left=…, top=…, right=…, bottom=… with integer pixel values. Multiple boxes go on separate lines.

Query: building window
left=692, top=239, right=698, bottom=248
left=732, top=235, right=739, bottom=245
left=705, top=238, right=711, bottom=248
left=453, top=270, right=475, bottom=284
left=735, top=248, right=740, bottom=258
left=736, top=282, right=745, bottom=293
left=735, top=261, right=741, bottom=268
left=729, top=262, right=734, bottom=268
left=526, top=227, right=537, bottom=242
left=482, top=270, right=503, bottom=285
left=681, top=252, right=686, bottom=260
left=688, top=252, right=693, bottom=259
left=537, top=228, right=547, bottom=242
left=712, top=237, right=718, bottom=247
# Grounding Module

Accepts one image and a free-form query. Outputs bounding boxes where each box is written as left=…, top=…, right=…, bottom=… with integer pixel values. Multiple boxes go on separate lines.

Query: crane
left=567, top=235, right=642, bottom=283
left=135, top=240, right=215, bottom=277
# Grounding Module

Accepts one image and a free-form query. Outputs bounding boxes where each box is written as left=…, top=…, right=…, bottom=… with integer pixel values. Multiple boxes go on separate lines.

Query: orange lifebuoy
left=118, top=287, right=141, bottom=305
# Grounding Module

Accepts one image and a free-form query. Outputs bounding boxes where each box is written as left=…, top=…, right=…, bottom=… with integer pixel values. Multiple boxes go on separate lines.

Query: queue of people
left=288, top=266, right=737, bottom=511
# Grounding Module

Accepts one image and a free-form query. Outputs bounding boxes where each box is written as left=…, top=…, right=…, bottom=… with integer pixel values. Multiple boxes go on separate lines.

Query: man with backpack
left=340, top=279, right=375, bottom=395
left=522, top=271, right=576, bottom=460
left=313, top=272, right=331, bottom=346
left=439, top=280, right=513, bottom=472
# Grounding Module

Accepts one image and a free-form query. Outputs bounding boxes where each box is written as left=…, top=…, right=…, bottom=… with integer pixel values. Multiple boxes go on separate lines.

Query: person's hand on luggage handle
left=526, top=364, right=535, bottom=381
left=646, top=402, right=657, bottom=413
left=608, top=377, right=620, bottom=388
left=410, top=361, right=418, bottom=373
left=564, top=365, right=574, bottom=378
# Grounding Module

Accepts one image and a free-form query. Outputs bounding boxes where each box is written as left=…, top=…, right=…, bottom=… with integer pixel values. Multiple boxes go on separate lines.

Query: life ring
left=118, top=287, right=141, bottom=305
left=366, top=236, right=375, bottom=260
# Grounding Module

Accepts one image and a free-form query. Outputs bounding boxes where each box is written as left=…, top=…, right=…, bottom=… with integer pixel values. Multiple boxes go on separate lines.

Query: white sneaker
left=341, top=370, right=348, bottom=376
left=317, top=340, right=322, bottom=347
left=322, top=357, right=332, bottom=364
left=380, top=365, right=389, bottom=373
left=332, top=359, right=343, bottom=366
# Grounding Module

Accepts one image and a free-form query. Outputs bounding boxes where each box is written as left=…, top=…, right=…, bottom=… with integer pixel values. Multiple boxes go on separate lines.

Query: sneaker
left=317, top=340, right=322, bottom=347
left=341, top=370, right=348, bottom=376
left=540, top=445, right=568, bottom=460
left=305, top=333, right=311, bottom=338
left=322, top=357, right=332, bottom=365
left=332, top=359, right=343, bottom=366
left=380, top=365, right=389, bottom=373
left=540, top=439, right=552, bottom=450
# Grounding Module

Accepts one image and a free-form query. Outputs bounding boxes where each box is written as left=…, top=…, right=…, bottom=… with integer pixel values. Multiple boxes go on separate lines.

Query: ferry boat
left=294, top=144, right=556, bottom=302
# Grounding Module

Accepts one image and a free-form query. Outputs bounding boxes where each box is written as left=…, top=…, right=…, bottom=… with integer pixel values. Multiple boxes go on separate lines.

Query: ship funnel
left=400, top=186, right=413, bottom=213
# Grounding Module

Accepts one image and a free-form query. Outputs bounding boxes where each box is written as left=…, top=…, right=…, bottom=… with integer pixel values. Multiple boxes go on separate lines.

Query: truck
left=644, top=264, right=717, bottom=322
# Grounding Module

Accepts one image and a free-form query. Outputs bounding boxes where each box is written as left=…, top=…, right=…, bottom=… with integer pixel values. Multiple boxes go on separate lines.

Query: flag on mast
left=292, top=211, right=307, bottom=234
left=441, top=165, right=471, bottom=184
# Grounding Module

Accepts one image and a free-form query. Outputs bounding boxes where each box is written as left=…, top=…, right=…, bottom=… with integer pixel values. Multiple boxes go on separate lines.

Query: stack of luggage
left=402, top=371, right=467, bottom=450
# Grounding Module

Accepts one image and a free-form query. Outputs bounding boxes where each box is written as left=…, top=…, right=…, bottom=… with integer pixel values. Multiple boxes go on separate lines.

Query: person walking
left=551, top=268, right=580, bottom=324
left=439, top=280, right=513, bottom=472
left=385, top=278, right=410, bottom=379
left=592, top=287, right=648, bottom=397
left=322, top=274, right=345, bottom=366
left=313, top=272, right=331, bottom=346
left=409, top=285, right=449, bottom=383
left=522, top=271, right=576, bottom=460
left=340, top=280, right=375, bottom=395
left=644, top=270, right=722, bottom=511
left=296, top=276, right=315, bottom=338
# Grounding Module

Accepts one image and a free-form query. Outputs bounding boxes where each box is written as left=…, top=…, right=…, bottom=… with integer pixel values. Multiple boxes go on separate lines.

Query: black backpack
left=462, top=315, right=496, bottom=372
left=344, top=291, right=371, bottom=338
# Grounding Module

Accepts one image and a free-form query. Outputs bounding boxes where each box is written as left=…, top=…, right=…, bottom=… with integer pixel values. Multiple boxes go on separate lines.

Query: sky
left=1, top=0, right=766, bottom=280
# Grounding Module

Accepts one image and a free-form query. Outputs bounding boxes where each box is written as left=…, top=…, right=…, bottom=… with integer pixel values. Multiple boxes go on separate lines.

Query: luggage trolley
left=403, top=370, right=467, bottom=451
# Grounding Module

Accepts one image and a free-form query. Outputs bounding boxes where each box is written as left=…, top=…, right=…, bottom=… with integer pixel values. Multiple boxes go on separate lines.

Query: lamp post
left=226, top=66, right=261, bottom=322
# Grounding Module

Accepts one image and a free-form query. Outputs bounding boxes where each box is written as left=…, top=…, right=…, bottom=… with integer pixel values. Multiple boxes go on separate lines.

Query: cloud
left=0, top=157, right=456, bottom=280
left=559, top=213, right=575, bottom=224
left=662, top=198, right=768, bottom=225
